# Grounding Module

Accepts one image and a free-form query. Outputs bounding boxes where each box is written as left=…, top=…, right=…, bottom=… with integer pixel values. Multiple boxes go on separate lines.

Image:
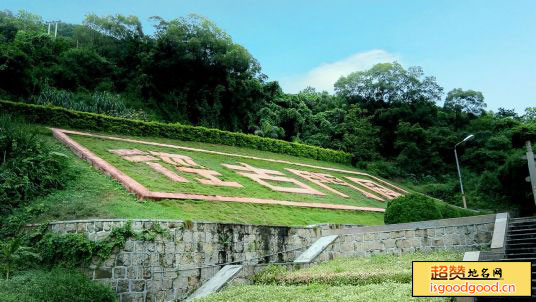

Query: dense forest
left=1, top=10, right=535, bottom=214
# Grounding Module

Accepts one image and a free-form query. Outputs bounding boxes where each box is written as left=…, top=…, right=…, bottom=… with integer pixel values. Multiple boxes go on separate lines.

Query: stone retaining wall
left=319, top=215, right=495, bottom=262
left=45, top=214, right=496, bottom=302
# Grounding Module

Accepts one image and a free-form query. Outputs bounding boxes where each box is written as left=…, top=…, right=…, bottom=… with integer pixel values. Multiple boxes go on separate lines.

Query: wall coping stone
left=30, top=219, right=366, bottom=230
left=29, top=215, right=494, bottom=235
left=490, top=213, right=509, bottom=249
left=329, top=214, right=496, bottom=235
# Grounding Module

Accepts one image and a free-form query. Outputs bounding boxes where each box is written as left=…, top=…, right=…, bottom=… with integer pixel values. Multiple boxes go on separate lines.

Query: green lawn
left=30, top=128, right=385, bottom=226
left=68, top=133, right=399, bottom=209
left=195, top=251, right=462, bottom=302
left=193, top=283, right=445, bottom=302
left=253, top=250, right=462, bottom=285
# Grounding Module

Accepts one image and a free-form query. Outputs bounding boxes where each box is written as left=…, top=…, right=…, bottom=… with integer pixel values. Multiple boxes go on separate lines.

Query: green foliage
left=384, top=194, right=475, bottom=224
left=342, top=105, right=379, bottom=162
left=0, top=268, right=116, bottom=302
left=0, top=237, right=40, bottom=279
left=0, top=100, right=351, bottom=164
left=29, top=85, right=149, bottom=120
left=34, top=221, right=169, bottom=268
left=365, top=161, right=406, bottom=180
left=334, top=62, right=443, bottom=109
left=394, top=122, right=442, bottom=175
left=511, top=122, right=536, bottom=147
left=444, top=88, right=486, bottom=115
left=384, top=194, right=442, bottom=224
left=418, top=182, right=458, bottom=204
left=11, top=131, right=384, bottom=228
left=523, top=107, right=536, bottom=123
left=1, top=9, right=535, bottom=214
left=256, top=251, right=462, bottom=286
left=0, top=114, right=68, bottom=216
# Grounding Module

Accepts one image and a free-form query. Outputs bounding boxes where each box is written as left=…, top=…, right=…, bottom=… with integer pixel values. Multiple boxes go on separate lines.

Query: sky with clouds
left=2, top=0, right=535, bottom=113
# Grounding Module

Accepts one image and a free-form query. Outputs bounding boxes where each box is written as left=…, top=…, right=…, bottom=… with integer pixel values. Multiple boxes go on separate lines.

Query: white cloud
left=279, top=49, right=399, bottom=93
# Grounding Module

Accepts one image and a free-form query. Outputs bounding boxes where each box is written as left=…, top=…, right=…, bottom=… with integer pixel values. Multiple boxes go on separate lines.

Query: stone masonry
left=45, top=214, right=496, bottom=302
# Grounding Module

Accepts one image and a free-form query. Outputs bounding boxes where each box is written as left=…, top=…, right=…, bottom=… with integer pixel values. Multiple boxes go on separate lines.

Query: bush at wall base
left=0, top=269, right=116, bottom=302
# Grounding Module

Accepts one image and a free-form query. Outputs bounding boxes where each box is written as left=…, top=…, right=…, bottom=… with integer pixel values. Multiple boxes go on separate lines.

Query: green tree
left=523, top=107, right=536, bottom=123
left=394, top=122, right=442, bottom=176
left=142, top=14, right=272, bottom=130
left=0, top=237, right=40, bottom=279
left=444, top=88, right=486, bottom=115
left=334, top=62, right=443, bottom=110
left=334, top=62, right=443, bottom=157
left=54, top=47, right=113, bottom=91
left=342, top=105, right=379, bottom=162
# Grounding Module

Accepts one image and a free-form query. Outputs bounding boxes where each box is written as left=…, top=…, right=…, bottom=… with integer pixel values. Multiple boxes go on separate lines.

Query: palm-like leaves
left=0, top=237, right=41, bottom=279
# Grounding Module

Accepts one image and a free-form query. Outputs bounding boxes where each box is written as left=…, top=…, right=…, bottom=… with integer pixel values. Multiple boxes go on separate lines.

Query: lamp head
left=462, top=134, right=475, bottom=143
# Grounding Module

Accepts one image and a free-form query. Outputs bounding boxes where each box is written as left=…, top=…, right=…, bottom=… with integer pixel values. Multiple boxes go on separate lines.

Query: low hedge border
left=0, top=100, right=352, bottom=164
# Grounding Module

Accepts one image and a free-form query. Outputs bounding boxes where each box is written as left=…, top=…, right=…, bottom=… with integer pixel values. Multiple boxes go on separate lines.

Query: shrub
left=366, top=161, right=406, bottom=180
left=0, top=100, right=352, bottom=164
left=384, top=194, right=477, bottom=224
left=418, top=182, right=458, bottom=203
left=0, top=269, right=116, bottom=302
left=384, top=194, right=442, bottom=224
left=29, top=86, right=150, bottom=121
left=437, top=202, right=476, bottom=219
left=0, top=114, right=68, bottom=216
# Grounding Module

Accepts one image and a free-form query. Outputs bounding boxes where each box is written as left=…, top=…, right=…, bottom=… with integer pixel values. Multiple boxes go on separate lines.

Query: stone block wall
left=318, top=215, right=495, bottom=262
left=44, top=214, right=496, bottom=302
left=46, top=220, right=334, bottom=302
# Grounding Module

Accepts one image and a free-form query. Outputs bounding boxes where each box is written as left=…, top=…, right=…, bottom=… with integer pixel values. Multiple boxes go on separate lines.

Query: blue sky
left=3, top=0, right=535, bottom=113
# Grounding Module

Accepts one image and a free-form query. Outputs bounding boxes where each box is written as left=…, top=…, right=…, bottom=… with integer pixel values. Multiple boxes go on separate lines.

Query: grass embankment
left=69, top=133, right=392, bottom=209
left=30, top=127, right=385, bottom=226
left=196, top=251, right=462, bottom=302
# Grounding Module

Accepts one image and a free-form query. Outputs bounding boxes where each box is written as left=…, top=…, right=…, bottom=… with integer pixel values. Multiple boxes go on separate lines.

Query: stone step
left=502, top=256, right=536, bottom=261
left=504, top=252, right=536, bottom=258
left=510, top=217, right=536, bottom=224
left=509, top=227, right=536, bottom=233
left=186, top=265, right=243, bottom=301
left=507, top=241, right=536, bottom=247
left=506, top=237, right=536, bottom=244
left=506, top=247, right=536, bottom=254
left=507, top=232, right=536, bottom=238
left=509, top=221, right=536, bottom=229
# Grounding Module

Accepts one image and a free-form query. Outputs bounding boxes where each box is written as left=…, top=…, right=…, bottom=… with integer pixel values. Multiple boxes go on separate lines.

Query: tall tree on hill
left=143, top=14, right=275, bottom=131
left=334, top=62, right=443, bottom=157
left=443, top=88, right=487, bottom=130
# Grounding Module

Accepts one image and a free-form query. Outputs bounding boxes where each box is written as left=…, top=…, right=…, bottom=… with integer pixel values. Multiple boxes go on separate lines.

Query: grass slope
left=196, top=251, right=462, bottom=302
left=68, top=133, right=397, bottom=208
left=31, top=127, right=384, bottom=226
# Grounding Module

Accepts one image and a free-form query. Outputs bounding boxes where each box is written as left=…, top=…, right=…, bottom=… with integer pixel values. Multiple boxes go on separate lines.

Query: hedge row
left=0, top=100, right=352, bottom=164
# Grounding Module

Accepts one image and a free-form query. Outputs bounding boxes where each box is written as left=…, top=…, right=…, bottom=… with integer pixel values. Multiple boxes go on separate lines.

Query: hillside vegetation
left=1, top=10, right=534, bottom=215
left=3, top=125, right=385, bottom=228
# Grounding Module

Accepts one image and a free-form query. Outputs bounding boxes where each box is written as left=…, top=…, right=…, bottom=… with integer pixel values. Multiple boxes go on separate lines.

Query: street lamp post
left=454, top=134, right=474, bottom=209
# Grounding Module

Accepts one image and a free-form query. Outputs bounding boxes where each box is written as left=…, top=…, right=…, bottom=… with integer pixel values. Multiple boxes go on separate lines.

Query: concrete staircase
left=505, top=217, right=536, bottom=299
left=477, top=216, right=536, bottom=301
